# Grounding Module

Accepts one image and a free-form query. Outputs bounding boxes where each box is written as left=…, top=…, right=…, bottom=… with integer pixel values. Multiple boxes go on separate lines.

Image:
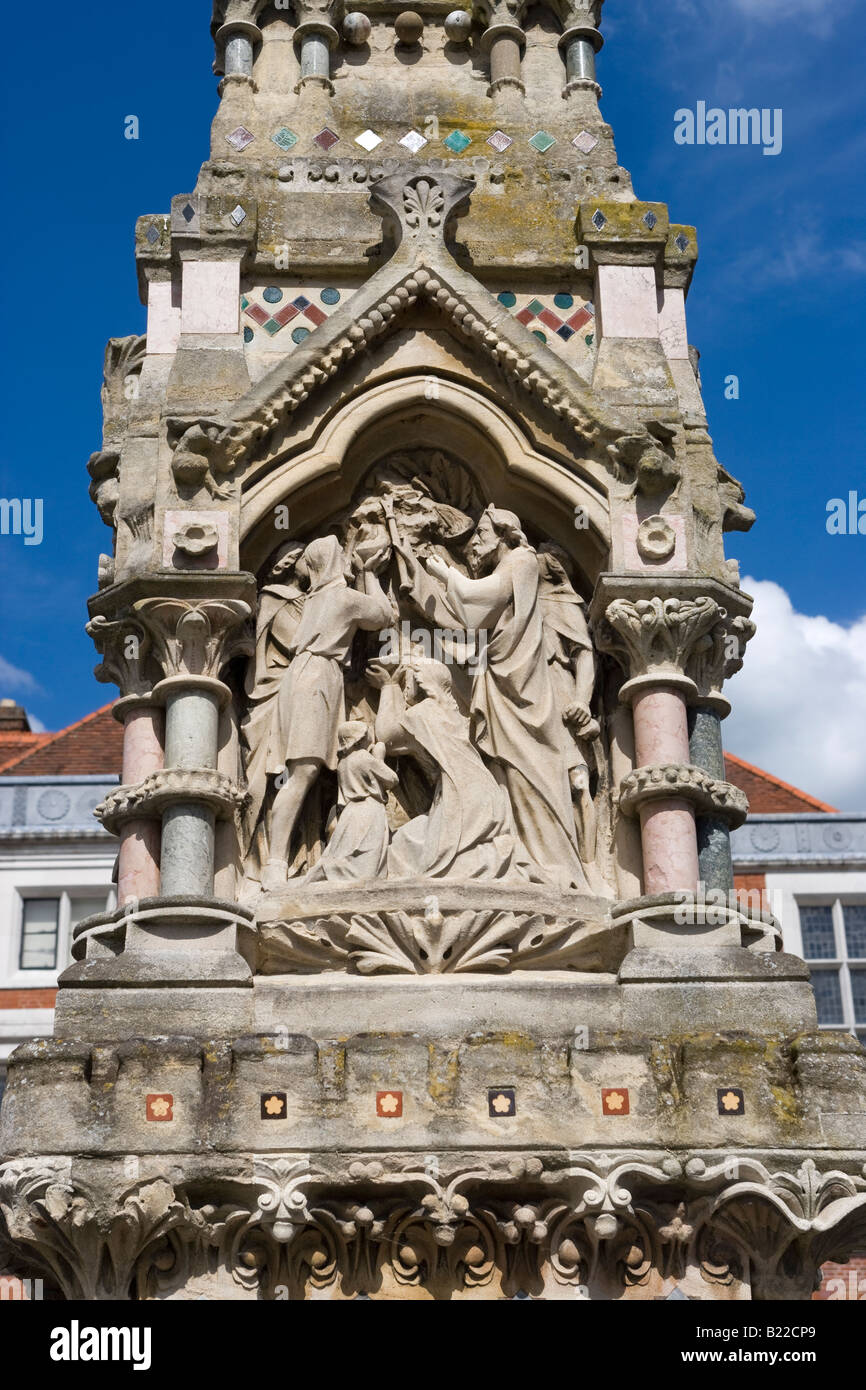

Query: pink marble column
left=117, top=702, right=164, bottom=905
left=631, top=685, right=699, bottom=894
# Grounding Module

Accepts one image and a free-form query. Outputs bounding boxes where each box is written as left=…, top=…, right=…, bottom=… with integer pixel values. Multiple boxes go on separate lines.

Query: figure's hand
left=424, top=553, right=450, bottom=584
left=564, top=702, right=600, bottom=739
left=366, top=660, right=396, bottom=689
left=380, top=496, right=395, bottom=520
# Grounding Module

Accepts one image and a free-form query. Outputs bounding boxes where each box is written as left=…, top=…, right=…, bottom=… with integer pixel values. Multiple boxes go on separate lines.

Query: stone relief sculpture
left=240, top=453, right=605, bottom=906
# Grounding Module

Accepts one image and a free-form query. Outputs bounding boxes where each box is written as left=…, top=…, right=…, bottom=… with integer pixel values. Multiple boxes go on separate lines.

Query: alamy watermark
left=675, top=103, right=783, bottom=157
left=826, top=491, right=866, bottom=535
left=0, top=498, right=43, bottom=545
left=379, top=620, right=488, bottom=672
left=673, top=882, right=781, bottom=926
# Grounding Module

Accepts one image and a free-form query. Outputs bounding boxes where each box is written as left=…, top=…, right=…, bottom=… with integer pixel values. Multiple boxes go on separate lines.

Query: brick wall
left=813, top=1256, right=866, bottom=1300
left=0, top=988, right=57, bottom=1009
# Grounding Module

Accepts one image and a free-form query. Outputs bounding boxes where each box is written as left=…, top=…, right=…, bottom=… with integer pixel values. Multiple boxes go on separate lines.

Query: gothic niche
left=240, top=450, right=619, bottom=977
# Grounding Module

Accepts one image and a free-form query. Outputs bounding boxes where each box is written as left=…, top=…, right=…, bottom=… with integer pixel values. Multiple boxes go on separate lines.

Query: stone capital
left=134, top=596, right=253, bottom=682
left=370, top=168, right=475, bottom=255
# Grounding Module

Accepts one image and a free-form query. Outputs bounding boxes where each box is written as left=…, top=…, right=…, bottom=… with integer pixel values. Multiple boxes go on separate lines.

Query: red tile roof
left=724, top=752, right=837, bottom=814
left=0, top=703, right=123, bottom=777
left=0, top=731, right=52, bottom=771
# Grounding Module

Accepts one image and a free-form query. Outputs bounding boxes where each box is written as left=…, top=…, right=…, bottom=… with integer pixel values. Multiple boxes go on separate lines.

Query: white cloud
left=0, top=654, right=41, bottom=695
left=724, top=578, right=866, bottom=811
left=25, top=712, right=46, bottom=733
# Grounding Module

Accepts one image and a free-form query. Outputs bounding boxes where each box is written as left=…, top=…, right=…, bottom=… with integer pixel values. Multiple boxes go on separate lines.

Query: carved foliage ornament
left=3, top=1154, right=863, bottom=1301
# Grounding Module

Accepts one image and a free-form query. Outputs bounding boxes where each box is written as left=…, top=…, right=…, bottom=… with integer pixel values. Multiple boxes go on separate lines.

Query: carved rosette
left=618, top=765, right=749, bottom=827
left=3, top=1154, right=864, bottom=1301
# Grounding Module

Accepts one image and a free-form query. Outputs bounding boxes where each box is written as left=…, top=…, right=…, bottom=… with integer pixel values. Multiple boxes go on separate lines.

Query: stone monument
left=1, top=1, right=864, bottom=1301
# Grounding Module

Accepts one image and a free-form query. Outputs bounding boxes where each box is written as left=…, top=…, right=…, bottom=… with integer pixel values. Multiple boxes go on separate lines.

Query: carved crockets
left=3, top=1153, right=863, bottom=1301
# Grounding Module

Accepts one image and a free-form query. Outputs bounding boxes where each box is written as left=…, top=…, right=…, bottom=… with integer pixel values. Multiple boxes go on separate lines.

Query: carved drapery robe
left=304, top=746, right=398, bottom=882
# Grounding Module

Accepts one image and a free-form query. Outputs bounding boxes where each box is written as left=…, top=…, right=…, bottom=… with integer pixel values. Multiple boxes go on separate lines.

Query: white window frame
left=7, top=887, right=115, bottom=989
left=794, top=894, right=866, bottom=1038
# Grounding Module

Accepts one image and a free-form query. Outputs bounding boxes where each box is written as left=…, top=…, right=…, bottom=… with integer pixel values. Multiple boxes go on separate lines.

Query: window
left=16, top=892, right=113, bottom=975
left=798, top=899, right=866, bottom=1043
left=19, top=898, right=60, bottom=970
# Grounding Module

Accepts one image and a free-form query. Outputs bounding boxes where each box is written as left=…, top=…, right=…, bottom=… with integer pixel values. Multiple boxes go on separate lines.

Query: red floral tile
left=146, top=1093, right=174, bottom=1122
left=376, top=1090, right=403, bottom=1117
left=601, top=1087, right=629, bottom=1116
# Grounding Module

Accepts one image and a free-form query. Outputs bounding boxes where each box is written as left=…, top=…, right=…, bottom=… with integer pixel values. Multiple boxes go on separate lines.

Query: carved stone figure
left=261, top=535, right=393, bottom=892
left=302, top=721, right=398, bottom=883
left=398, top=505, right=589, bottom=891
left=536, top=542, right=601, bottom=870
left=371, top=657, right=527, bottom=882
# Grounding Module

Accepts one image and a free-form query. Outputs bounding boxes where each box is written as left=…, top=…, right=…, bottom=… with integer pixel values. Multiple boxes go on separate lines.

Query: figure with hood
left=302, top=721, right=398, bottom=883
left=261, top=533, right=393, bottom=892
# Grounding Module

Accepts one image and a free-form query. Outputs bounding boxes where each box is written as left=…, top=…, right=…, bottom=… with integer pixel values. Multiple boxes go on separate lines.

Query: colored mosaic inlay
left=399, top=129, right=427, bottom=154
left=501, top=292, right=596, bottom=345
left=261, top=1091, right=287, bottom=1119
left=314, top=127, right=340, bottom=151
left=243, top=290, right=336, bottom=341
left=487, top=130, right=513, bottom=153
left=225, top=126, right=255, bottom=152
left=573, top=129, right=598, bottom=154
left=601, top=1087, right=629, bottom=1116
left=145, top=224, right=161, bottom=245
left=643, top=210, right=658, bottom=230
left=376, top=1090, right=403, bottom=1117
left=591, top=208, right=607, bottom=230
left=355, top=128, right=382, bottom=152
left=718, top=1088, right=745, bottom=1115
left=443, top=129, right=472, bottom=154
left=181, top=203, right=196, bottom=224
left=529, top=130, right=556, bottom=153
left=675, top=233, right=690, bottom=253
left=488, top=1088, right=516, bottom=1117
left=146, top=1094, right=173, bottom=1122
left=271, top=127, right=298, bottom=152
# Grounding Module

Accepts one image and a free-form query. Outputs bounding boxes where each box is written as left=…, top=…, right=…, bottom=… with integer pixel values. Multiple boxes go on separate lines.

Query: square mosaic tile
left=573, top=130, right=598, bottom=154
left=376, top=1090, right=403, bottom=1117
left=225, top=126, right=255, bottom=152
left=718, top=1088, right=745, bottom=1116
left=399, top=130, right=428, bottom=154
left=601, top=1087, right=629, bottom=1116
left=487, top=130, right=513, bottom=153
left=529, top=130, right=556, bottom=154
left=146, top=1094, right=174, bottom=1122
left=443, top=129, right=472, bottom=154
left=355, top=128, right=383, bottom=152
left=314, top=127, right=340, bottom=151
left=273, top=302, right=300, bottom=326
left=272, top=127, right=298, bottom=152
left=488, top=1088, right=516, bottom=1117
left=261, top=1091, right=287, bottom=1119
left=244, top=302, right=270, bottom=327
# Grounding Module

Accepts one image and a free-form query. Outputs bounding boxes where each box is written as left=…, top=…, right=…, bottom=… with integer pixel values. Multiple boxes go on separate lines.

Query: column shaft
left=159, top=686, right=221, bottom=897
left=117, top=704, right=163, bottom=906
left=631, top=686, right=699, bottom=894
left=689, top=705, right=734, bottom=893
left=224, top=33, right=254, bottom=76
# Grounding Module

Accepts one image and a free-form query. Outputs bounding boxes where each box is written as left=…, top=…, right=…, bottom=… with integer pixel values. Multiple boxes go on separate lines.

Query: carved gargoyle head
left=167, top=417, right=249, bottom=500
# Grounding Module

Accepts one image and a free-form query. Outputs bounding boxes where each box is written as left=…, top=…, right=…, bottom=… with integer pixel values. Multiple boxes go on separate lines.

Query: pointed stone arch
left=238, top=373, right=611, bottom=587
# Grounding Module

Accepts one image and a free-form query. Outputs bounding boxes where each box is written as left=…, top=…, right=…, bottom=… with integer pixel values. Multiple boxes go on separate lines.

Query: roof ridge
left=724, top=751, right=838, bottom=814
left=0, top=701, right=118, bottom=774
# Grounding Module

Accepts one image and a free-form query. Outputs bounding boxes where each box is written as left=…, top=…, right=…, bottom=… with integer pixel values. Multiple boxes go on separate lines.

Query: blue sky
left=0, top=1, right=864, bottom=803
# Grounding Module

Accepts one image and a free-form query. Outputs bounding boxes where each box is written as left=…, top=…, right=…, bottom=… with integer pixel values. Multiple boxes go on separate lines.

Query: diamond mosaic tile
left=230, top=204, right=247, bottom=226
left=488, top=1088, right=516, bottom=1117
left=601, top=1087, right=629, bottom=1116
left=573, top=130, right=598, bottom=154
left=529, top=130, right=556, bottom=153
left=591, top=208, right=607, bottom=230
left=225, top=126, right=255, bottom=152
left=718, top=1088, right=745, bottom=1115
left=643, top=210, right=658, bottom=230
left=376, top=1090, right=403, bottom=1117
left=145, top=223, right=161, bottom=245
left=181, top=203, right=196, bottom=224
left=272, top=127, right=298, bottom=152
left=498, top=292, right=596, bottom=349
left=399, top=129, right=428, bottom=154
left=314, top=127, right=340, bottom=151
left=355, top=128, right=382, bottom=152
left=487, top=130, right=513, bottom=152
left=675, top=233, right=689, bottom=253
left=261, top=1091, right=287, bottom=1119
left=146, top=1094, right=174, bottom=1122
left=443, top=129, right=472, bottom=154
left=242, top=288, right=348, bottom=345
